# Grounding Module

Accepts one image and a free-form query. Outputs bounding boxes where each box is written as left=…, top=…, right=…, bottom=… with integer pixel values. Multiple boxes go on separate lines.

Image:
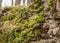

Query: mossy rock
left=0, top=4, right=44, bottom=43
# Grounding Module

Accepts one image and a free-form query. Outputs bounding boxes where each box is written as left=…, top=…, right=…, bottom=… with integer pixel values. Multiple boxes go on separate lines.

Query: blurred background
left=0, top=0, right=33, bottom=7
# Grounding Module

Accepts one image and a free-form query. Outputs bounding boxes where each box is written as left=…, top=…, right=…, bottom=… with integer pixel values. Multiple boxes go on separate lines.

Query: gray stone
left=53, top=27, right=60, bottom=35
left=48, top=29, right=53, bottom=38
left=33, top=23, right=40, bottom=29
left=56, top=38, right=60, bottom=43
left=56, top=29, right=60, bottom=36
left=54, top=12, right=60, bottom=19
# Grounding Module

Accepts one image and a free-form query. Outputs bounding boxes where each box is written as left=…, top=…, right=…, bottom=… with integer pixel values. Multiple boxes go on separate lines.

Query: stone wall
left=42, top=0, right=60, bottom=43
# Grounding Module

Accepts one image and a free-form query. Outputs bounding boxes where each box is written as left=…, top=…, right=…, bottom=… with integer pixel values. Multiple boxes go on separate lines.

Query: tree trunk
left=15, top=0, right=21, bottom=6
left=12, top=0, right=13, bottom=6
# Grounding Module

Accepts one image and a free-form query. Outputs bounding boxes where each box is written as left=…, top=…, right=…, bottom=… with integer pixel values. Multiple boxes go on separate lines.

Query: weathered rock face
left=42, top=0, right=60, bottom=43
left=56, top=0, right=60, bottom=11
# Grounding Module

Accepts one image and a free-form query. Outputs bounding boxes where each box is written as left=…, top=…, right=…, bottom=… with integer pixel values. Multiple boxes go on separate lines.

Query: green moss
left=13, top=6, right=21, bottom=11
left=37, top=6, right=44, bottom=12
left=35, top=29, right=41, bottom=35
left=14, top=37, right=24, bottom=43
left=8, top=36, right=14, bottom=43
left=5, top=6, right=13, bottom=10
left=25, top=21, right=36, bottom=27
left=8, top=13, right=16, bottom=20
left=48, top=0, right=53, bottom=6
left=39, top=11, right=44, bottom=16
left=26, top=37, right=31, bottom=42
left=1, top=16, right=7, bottom=21
left=34, top=0, right=38, bottom=3
left=21, top=29, right=30, bottom=36
left=0, top=2, right=44, bottom=42
left=3, top=21, right=10, bottom=26
left=34, top=3, right=39, bottom=9
left=27, top=31, right=34, bottom=37
left=0, top=28, right=2, bottom=34
left=5, top=6, right=21, bottom=11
